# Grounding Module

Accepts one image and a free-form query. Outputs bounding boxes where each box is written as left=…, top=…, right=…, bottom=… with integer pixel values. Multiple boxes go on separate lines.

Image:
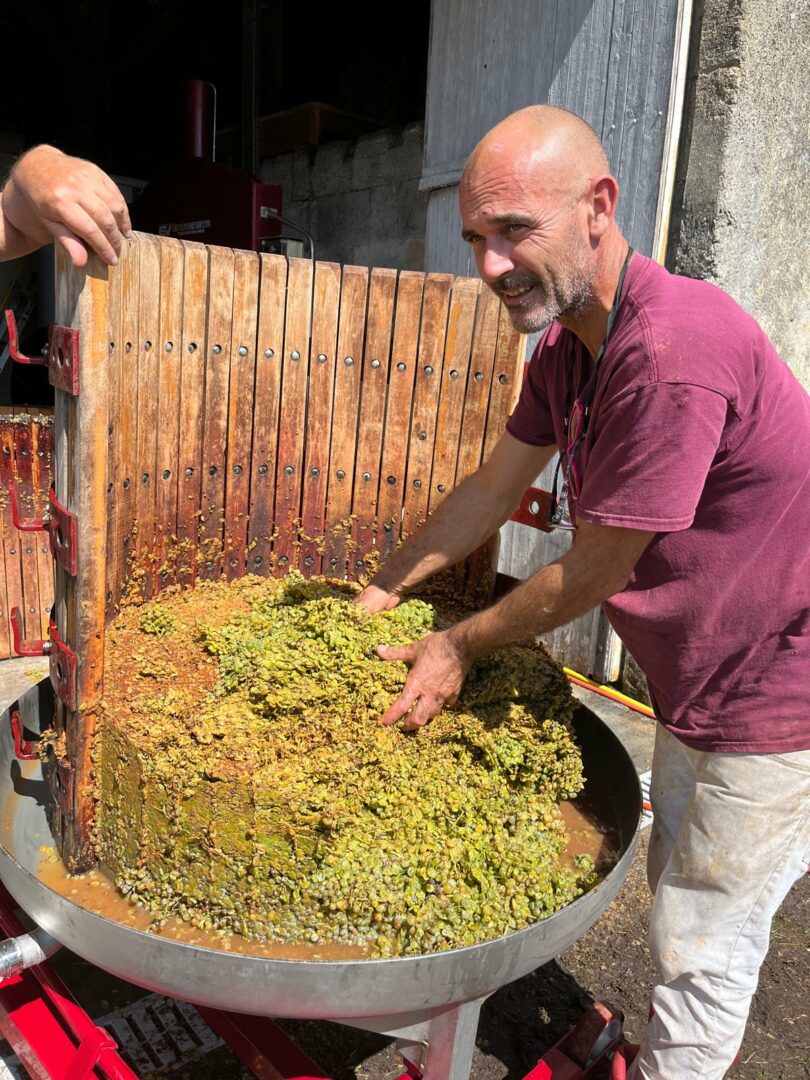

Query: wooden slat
left=104, top=231, right=124, bottom=620
left=154, top=237, right=185, bottom=591
left=375, top=271, right=424, bottom=555
left=429, top=277, right=480, bottom=513
left=176, top=241, right=209, bottom=585
left=199, top=246, right=235, bottom=580
left=223, top=250, right=260, bottom=579
left=0, top=416, right=21, bottom=657
left=299, top=261, right=341, bottom=575
left=49, top=251, right=84, bottom=861
left=53, top=247, right=112, bottom=869
left=134, top=233, right=162, bottom=598
left=110, top=235, right=141, bottom=613
left=402, top=273, right=453, bottom=538
left=351, top=267, right=397, bottom=569
left=455, top=286, right=501, bottom=483
left=273, top=257, right=313, bottom=568
left=483, top=305, right=525, bottom=458
left=12, top=418, right=41, bottom=643
left=247, top=254, right=287, bottom=576
left=33, top=416, right=54, bottom=640
left=323, top=265, right=369, bottom=578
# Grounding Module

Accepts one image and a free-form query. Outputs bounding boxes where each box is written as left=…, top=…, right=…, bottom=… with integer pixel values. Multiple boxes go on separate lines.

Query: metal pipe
left=0, top=927, right=61, bottom=981
left=260, top=206, right=316, bottom=262
left=185, top=80, right=217, bottom=162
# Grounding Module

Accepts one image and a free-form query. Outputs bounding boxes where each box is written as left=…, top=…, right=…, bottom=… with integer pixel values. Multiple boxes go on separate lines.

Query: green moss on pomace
left=96, top=572, right=596, bottom=957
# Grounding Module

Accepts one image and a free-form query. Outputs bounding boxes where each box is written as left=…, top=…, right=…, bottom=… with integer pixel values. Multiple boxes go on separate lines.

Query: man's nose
left=479, top=242, right=516, bottom=284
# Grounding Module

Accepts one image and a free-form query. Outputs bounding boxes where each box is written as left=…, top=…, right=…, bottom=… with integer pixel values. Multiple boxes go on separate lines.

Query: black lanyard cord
left=564, top=244, right=634, bottom=435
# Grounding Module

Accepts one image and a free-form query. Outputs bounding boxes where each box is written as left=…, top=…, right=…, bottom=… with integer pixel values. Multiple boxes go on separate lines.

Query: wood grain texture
left=375, top=271, right=424, bottom=556
left=351, top=267, right=397, bottom=568
left=154, top=237, right=185, bottom=590
left=111, top=235, right=141, bottom=612
left=273, top=257, right=313, bottom=568
left=133, top=233, right=161, bottom=598
left=223, top=250, right=260, bottom=579
left=0, top=414, right=22, bottom=657
left=53, top=247, right=112, bottom=869
left=247, top=254, right=287, bottom=576
left=176, top=241, right=209, bottom=584
left=429, top=276, right=480, bottom=513
left=324, top=264, right=369, bottom=578
left=199, top=246, right=235, bottom=580
left=299, top=261, right=340, bottom=574
left=402, top=274, right=453, bottom=537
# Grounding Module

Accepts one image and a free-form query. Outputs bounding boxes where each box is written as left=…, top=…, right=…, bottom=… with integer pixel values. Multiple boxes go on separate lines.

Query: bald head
left=459, top=106, right=623, bottom=336
left=462, top=105, right=610, bottom=202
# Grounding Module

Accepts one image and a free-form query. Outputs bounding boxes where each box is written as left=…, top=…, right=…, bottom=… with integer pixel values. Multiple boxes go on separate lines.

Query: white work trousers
left=630, top=725, right=810, bottom=1080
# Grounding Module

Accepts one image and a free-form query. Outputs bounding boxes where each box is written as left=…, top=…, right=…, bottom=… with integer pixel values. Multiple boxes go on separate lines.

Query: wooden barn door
left=421, top=0, right=691, bottom=679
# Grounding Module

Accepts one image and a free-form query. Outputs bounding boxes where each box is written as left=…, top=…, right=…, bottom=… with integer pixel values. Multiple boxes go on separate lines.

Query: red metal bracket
left=8, top=610, right=77, bottom=709
left=5, top=309, right=80, bottom=396
left=49, top=616, right=78, bottom=711
left=9, top=708, right=38, bottom=761
left=7, top=481, right=79, bottom=575
left=48, top=487, right=79, bottom=575
left=7, top=479, right=46, bottom=531
left=511, top=485, right=553, bottom=532
left=9, top=606, right=48, bottom=658
left=48, top=754, right=75, bottom=817
left=525, top=1001, right=625, bottom=1079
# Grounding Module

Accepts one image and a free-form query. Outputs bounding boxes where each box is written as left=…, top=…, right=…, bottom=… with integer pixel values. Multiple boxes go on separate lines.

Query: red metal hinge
left=5, top=309, right=80, bottom=395
left=510, top=485, right=553, bottom=532
left=9, top=708, right=38, bottom=761
left=9, top=609, right=77, bottom=710
left=8, top=481, right=79, bottom=575
left=49, top=754, right=75, bottom=818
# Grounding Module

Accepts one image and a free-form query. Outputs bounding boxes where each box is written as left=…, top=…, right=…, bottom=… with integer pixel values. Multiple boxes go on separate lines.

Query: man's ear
left=589, top=174, right=620, bottom=239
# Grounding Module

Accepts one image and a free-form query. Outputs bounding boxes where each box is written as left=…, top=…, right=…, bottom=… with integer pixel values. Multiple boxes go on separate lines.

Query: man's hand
left=376, top=629, right=472, bottom=730
left=355, top=583, right=401, bottom=614
left=1, top=145, right=131, bottom=267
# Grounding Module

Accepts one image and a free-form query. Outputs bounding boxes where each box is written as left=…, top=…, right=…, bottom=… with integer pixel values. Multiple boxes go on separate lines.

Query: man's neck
left=559, top=235, right=631, bottom=365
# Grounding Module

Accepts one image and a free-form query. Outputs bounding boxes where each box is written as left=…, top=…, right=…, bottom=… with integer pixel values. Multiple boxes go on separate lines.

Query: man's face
left=460, top=162, right=596, bottom=333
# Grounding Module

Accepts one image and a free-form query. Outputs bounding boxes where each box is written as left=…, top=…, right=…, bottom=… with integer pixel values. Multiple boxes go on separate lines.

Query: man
left=358, top=105, right=810, bottom=1080
left=0, top=144, right=129, bottom=266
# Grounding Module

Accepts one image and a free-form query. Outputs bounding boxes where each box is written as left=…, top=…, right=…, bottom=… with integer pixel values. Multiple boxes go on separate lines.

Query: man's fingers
left=53, top=229, right=89, bottom=268
left=45, top=204, right=119, bottom=266
left=99, top=176, right=132, bottom=237
left=380, top=685, right=419, bottom=726
left=401, top=694, right=443, bottom=731
left=376, top=642, right=415, bottom=663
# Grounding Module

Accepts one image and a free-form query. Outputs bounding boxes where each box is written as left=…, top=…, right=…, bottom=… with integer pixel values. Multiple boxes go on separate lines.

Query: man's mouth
left=498, top=283, right=537, bottom=304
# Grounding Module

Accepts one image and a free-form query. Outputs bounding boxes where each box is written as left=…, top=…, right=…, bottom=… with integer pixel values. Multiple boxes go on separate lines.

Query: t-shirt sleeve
left=505, top=348, right=557, bottom=447
left=577, top=381, right=729, bottom=531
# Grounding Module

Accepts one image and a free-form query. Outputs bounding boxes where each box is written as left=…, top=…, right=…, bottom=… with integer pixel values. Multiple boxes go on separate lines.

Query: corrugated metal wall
left=422, top=0, right=682, bottom=679
left=423, top=0, right=680, bottom=273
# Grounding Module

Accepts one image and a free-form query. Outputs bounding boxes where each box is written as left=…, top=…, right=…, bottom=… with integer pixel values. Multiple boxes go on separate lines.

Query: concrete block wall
left=669, top=0, right=809, bottom=386
left=259, top=123, right=428, bottom=272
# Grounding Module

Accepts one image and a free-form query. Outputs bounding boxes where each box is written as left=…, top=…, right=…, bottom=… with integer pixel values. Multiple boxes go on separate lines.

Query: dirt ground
left=33, top=831, right=809, bottom=1080
left=274, top=831, right=810, bottom=1080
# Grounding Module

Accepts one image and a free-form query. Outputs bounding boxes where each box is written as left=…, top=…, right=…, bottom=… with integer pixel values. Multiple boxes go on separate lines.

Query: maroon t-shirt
left=507, top=254, right=810, bottom=752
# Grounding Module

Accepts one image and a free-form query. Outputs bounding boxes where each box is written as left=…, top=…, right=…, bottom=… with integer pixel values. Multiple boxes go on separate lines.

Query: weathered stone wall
left=259, top=124, right=427, bottom=272
left=669, top=0, right=810, bottom=385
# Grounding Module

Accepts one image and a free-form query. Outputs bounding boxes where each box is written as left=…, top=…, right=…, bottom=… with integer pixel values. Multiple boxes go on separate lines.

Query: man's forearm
left=448, top=557, right=599, bottom=657
left=447, top=521, right=652, bottom=658
left=0, top=199, right=41, bottom=262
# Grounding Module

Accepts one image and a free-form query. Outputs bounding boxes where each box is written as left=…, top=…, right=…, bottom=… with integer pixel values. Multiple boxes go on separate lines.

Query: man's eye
left=507, top=223, right=527, bottom=234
